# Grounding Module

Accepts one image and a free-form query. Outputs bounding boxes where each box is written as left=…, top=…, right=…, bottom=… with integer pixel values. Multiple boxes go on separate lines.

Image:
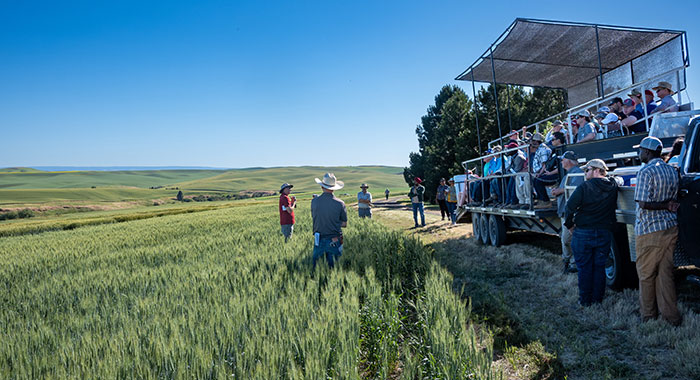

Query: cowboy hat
left=652, top=81, right=674, bottom=93
left=360, top=183, right=369, bottom=188
left=314, top=172, right=344, bottom=190
left=279, top=183, right=293, bottom=193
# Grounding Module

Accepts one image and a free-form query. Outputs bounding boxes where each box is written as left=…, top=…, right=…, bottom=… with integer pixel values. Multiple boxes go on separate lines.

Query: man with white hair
left=311, top=173, right=348, bottom=270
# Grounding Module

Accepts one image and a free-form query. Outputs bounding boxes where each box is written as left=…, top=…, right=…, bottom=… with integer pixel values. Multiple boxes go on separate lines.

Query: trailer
left=453, top=18, right=700, bottom=289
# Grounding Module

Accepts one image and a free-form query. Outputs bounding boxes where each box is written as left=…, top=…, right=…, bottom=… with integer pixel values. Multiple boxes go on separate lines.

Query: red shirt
left=279, top=194, right=295, bottom=225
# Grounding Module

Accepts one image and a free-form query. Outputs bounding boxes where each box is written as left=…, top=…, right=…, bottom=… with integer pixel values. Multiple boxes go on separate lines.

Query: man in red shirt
left=279, top=183, right=296, bottom=242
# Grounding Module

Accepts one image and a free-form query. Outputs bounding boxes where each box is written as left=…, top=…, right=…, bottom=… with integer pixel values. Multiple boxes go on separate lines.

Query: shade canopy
left=456, top=19, right=685, bottom=89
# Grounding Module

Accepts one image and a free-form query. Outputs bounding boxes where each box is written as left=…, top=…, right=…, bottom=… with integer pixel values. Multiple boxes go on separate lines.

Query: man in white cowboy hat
left=650, top=81, right=678, bottom=114
left=278, top=183, right=297, bottom=242
left=357, top=183, right=372, bottom=218
left=311, top=173, right=347, bottom=270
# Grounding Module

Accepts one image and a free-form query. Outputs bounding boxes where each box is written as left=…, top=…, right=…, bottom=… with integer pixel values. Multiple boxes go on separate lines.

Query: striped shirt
left=634, top=158, right=678, bottom=235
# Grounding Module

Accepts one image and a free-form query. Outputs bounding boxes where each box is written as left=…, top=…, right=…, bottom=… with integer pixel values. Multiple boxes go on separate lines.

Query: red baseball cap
left=506, top=142, right=519, bottom=149
left=414, top=177, right=422, bottom=184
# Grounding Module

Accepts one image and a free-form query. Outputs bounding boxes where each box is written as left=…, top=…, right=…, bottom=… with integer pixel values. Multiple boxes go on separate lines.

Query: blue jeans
left=358, top=208, right=372, bottom=218
left=312, top=237, right=342, bottom=270
left=489, top=177, right=503, bottom=202
left=506, top=177, right=518, bottom=205
left=470, top=181, right=489, bottom=202
left=412, top=202, right=425, bottom=226
left=446, top=201, right=457, bottom=223
left=533, top=173, right=558, bottom=201
left=572, top=228, right=611, bottom=306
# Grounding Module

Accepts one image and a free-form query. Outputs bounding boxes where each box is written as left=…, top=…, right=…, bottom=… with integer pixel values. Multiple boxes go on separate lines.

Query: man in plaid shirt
left=634, top=136, right=682, bottom=326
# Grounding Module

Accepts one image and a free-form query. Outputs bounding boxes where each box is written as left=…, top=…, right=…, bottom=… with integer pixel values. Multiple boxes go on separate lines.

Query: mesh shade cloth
left=456, top=20, right=682, bottom=89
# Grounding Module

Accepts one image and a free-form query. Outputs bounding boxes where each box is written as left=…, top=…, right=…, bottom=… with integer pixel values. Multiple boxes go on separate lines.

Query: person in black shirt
left=564, top=159, right=620, bottom=306
left=620, top=98, right=646, bottom=134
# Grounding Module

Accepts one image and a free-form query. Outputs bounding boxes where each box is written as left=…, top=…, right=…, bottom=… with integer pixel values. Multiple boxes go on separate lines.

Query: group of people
left=570, top=80, right=679, bottom=143
left=277, top=174, right=391, bottom=270
left=560, top=136, right=682, bottom=326
left=465, top=81, right=681, bottom=210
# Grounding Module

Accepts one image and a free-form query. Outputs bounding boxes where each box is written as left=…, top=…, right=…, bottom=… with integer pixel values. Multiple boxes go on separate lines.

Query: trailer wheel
left=472, top=212, right=481, bottom=243
left=488, top=214, right=507, bottom=247
left=480, top=214, right=490, bottom=245
left=605, top=226, right=637, bottom=291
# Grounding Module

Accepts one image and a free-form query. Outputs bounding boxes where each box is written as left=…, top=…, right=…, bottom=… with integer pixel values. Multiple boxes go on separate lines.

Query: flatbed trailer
left=453, top=19, right=700, bottom=289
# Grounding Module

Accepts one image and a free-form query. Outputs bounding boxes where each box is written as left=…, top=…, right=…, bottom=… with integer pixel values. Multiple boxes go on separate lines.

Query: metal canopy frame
left=455, top=18, right=688, bottom=91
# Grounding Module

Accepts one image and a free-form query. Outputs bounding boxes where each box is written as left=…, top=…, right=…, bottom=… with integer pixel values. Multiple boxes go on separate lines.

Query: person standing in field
left=564, top=159, right=619, bottom=306
left=446, top=178, right=458, bottom=225
left=311, top=173, right=348, bottom=270
left=634, top=137, right=682, bottom=326
left=408, top=177, right=426, bottom=228
left=278, top=183, right=296, bottom=243
left=435, top=178, right=449, bottom=221
left=385, top=188, right=390, bottom=200
left=357, top=183, right=372, bottom=218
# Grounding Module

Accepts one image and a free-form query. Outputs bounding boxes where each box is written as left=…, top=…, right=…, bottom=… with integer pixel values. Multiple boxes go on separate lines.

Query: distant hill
left=0, top=166, right=408, bottom=205
left=31, top=166, right=230, bottom=172
left=0, top=167, right=43, bottom=173
left=174, top=166, right=406, bottom=194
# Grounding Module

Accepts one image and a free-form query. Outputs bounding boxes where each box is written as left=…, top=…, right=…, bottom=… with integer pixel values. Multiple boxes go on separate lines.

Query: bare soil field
left=369, top=198, right=700, bottom=380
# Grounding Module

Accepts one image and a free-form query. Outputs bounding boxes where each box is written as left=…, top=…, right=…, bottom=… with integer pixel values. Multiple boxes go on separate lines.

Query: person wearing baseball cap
left=564, top=158, right=620, bottom=306
left=628, top=88, right=658, bottom=116
left=544, top=120, right=567, bottom=146
left=633, top=136, right=682, bottom=326
left=550, top=151, right=584, bottom=273
left=573, top=110, right=596, bottom=143
left=311, top=173, right=347, bottom=270
left=279, top=183, right=296, bottom=243
left=408, top=177, right=426, bottom=227
left=608, top=97, right=626, bottom=120
left=650, top=81, right=678, bottom=114
left=620, top=98, right=646, bottom=134
left=643, top=89, right=657, bottom=114
left=357, top=183, right=372, bottom=218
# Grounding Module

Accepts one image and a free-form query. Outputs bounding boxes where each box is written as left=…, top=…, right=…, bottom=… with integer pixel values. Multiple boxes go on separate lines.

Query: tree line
left=403, top=84, right=567, bottom=201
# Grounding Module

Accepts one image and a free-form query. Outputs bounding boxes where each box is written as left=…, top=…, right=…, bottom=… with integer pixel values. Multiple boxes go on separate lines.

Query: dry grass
left=372, top=203, right=700, bottom=380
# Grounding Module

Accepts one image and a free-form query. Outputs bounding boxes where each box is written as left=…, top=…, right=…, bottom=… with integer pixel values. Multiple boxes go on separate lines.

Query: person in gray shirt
left=311, top=173, right=348, bottom=270
left=357, top=183, right=372, bottom=218
left=550, top=151, right=584, bottom=273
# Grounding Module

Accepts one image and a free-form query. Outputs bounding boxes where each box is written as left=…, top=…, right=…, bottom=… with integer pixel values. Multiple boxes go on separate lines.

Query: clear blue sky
left=2, top=0, right=699, bottom=168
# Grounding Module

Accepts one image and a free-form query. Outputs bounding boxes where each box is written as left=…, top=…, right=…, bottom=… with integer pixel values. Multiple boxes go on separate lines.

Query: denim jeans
left=437, top=199, right=448, bottom=219
left=533, top=173, right=559, bottom=201
left=505, top=177, right=519, bottom=205
left=312, top=237, right=343, bottom=270
left=358, top=208, right=372, bottom=218
left=412, top=202, right=425, bottom=226
left=572, top=228, right=611, bottom=306
left=489, top=177, right=503, bottom=202
left=470, top=181, right=489, bottom=202
left=446, top=201, right=457, bottom=223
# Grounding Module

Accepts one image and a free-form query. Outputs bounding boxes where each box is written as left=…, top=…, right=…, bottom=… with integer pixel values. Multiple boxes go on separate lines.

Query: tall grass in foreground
left=0, top=200, right=497, bottom=379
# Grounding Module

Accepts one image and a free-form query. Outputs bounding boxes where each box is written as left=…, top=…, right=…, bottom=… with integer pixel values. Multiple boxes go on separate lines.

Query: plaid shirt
left=531, top=145, right=551, bottom=173
left=634, top=158, right=678, bottom=235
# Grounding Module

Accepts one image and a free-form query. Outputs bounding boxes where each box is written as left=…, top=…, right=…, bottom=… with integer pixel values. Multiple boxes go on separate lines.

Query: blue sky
left=2, top=0, right=699, bottom=168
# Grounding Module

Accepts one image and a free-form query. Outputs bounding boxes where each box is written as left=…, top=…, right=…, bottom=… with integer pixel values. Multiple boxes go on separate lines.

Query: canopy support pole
left=489, top=47, right=506, bottom=207
left=595, top=25, right=605, bottom=98
left=471, top=72, right=486, bottom=206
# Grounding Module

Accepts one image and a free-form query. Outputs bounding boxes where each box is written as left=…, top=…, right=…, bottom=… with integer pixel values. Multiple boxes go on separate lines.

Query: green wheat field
left=0, top=194, right=499, bottom=379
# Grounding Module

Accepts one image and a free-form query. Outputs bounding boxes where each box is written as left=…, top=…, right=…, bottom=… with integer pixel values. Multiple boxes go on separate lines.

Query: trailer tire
left=472, top=212, right=481, bottom=243
left=605, top=225, right=637, bottom=291
left=488, top=214, right=507, bottom=247
left=480, top=214, right=490, bottom=245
